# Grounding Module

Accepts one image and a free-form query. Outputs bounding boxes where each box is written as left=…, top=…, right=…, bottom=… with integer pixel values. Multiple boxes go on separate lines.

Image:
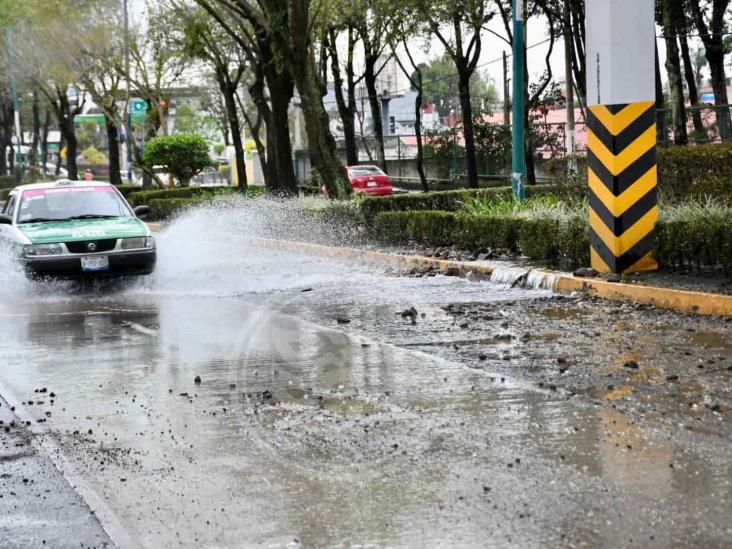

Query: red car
left=347, top=165, right=393, bottom=196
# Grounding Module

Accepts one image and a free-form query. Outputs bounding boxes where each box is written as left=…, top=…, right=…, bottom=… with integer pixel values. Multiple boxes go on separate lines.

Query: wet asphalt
left=0, top=216, right=731, bottom=548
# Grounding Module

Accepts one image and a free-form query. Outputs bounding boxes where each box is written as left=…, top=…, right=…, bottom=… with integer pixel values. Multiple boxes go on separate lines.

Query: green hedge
left=298, top=184, right=322, bottom=196
left=115, top=184, right=143, bottom=198
left=655, top=217, right=732, bottom=274
left=658, top=143, right=732, bottom=202
left=0, top=175, right=18, bottom=189
left=359, top=184, right=559, bottom=224
left=374, top=210, right=590, bottom=266
left=374, top=209, right=732, bottom=274
left=0, top=188, right=10, bottom=201
left=148, top=198, right=206, bottom=219
left=127, top=186, right=260, bottom=205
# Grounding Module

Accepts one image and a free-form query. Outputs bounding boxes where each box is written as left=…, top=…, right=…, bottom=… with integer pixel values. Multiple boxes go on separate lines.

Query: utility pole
left=563, top=0, right=576, bottom=164
left=6, top=28, right=22, bottom=171
left=511, top=0, right=526, bottom=200
left=123, top=0, right=133, bottom=182
left=503, top=51, right=510, bottom=128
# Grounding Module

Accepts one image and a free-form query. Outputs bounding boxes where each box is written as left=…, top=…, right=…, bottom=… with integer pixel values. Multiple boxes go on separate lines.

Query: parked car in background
left=346, top=165, right=393, bottom=196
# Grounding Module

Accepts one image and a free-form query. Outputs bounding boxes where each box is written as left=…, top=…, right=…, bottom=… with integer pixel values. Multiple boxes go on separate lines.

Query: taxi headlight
left=121, top=237, right=155, bottom=250
left=23, top=243, right=63, bottom=256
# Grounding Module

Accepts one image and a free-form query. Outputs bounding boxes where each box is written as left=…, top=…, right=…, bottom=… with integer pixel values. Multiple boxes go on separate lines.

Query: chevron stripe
left=588, top=166, right=656, bottom=217
left=590, top=229, right=656, bottom=274
left=590, top=184, right=657, bottom=236
left=587, top=125, right=656, bottom=176
left=588, top=104, right=655, bottom=154
left=588, top=147, right=656, bottom=195
left=588, top=102, right=655, bottom=135
left=589, top=206, right=657, bottom=257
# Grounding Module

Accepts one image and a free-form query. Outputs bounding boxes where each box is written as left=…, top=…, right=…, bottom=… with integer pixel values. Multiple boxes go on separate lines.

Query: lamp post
left=511, top=0, right=526, bottom=200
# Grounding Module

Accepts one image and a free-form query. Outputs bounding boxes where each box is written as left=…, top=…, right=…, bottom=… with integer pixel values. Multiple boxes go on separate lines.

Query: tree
left=325, top=23, right=361, bottom=166
left=417, top=0, right=493, bottom=189
left=676, top=1, right=706, bottom=139
left=196, top=0, right=351, bottom=198
left=389, top=1, right=433, bottom=192
left=143, top=134, right=213, bottom=186
left=174, top=3, right=249, bottom=192
left=194, top=0, right=300, bottom=196
left=660, top=0, right=688, bottom=145
left=420, top=53, right=499, bottom=118
left=353, top=0, right=401, bottom=173
left=689, top=0, right=732, bottom=139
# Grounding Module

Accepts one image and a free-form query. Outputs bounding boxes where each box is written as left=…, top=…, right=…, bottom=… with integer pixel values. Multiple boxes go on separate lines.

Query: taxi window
left=3, top=194, right=16, bottom=218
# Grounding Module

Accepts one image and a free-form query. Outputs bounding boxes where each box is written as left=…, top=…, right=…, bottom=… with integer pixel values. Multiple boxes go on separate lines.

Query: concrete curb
left=256, top=238, right=732, bottom=317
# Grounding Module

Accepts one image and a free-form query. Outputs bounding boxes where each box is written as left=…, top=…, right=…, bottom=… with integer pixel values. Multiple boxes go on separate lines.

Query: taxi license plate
left=81, top=256, right=109, bottom=272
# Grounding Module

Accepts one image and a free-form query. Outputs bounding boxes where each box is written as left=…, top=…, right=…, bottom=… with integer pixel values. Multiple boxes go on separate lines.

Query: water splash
left=489, top=265, right=558, bottom=290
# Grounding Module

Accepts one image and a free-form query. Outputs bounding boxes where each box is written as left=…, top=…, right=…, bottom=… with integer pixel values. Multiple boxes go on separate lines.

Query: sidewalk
left=0, top=397, right=111, bottom=549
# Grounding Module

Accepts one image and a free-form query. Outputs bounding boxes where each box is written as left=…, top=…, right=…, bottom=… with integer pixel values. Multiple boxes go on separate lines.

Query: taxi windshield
left=17, top=186, right=131, bottom=224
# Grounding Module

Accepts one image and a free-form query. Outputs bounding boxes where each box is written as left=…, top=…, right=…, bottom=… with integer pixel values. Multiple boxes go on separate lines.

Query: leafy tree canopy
left=143, top=134, right=213, bottom=185
left=418, top=53, right=499, bottom=118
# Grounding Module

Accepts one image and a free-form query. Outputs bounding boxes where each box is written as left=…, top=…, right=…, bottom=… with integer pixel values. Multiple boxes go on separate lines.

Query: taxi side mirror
left=133, top=205, right=150, bottom=219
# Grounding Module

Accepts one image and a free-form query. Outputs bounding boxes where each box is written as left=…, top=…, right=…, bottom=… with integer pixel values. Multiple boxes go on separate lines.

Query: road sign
left=131, top=99, right=146, bottom=113
left=586, top=0, right=657, bottom=275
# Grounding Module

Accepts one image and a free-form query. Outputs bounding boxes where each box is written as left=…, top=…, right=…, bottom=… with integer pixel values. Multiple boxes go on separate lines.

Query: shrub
left=127, top=186, right=240, bottom=206
left=359, top=184, right=560, bottom=224
left=148, top=198, right=205, bottom=219
left=298, top=185, right=322, bottom=196
left=517, top=217, right=560, bottom=260
left=0, top=188, right=10, bottom=201
left=658, top=143, right=732, bottom=202
left=115, top=184, right=143, bottom=199
left=0, top=175, right=18, bottom=189
left=143, top=134, right=213, bottom=186
left=372, top=208, right=596, bottom=268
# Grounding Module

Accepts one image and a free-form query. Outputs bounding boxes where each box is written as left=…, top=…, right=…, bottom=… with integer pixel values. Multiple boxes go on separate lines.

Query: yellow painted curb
left=256, top=238, right=732, bottom=317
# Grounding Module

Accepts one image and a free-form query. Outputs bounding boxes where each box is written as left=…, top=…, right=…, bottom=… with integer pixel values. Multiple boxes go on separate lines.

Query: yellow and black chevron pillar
left=587, top=101, right=658, bottom=274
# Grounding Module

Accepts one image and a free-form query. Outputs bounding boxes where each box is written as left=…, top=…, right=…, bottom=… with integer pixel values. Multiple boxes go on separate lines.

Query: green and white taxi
left=0, top=180, right=156, bottom=278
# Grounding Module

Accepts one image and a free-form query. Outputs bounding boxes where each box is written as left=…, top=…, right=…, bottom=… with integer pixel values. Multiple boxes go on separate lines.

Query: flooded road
left=1, top=207, right=731, bottom=548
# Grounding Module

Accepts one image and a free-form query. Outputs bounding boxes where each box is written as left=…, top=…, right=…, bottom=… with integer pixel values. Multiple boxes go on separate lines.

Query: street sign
left=131, top=99, right=146, bottom=114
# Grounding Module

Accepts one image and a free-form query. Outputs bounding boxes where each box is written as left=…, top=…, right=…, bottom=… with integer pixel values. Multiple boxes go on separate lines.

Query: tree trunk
left=708, top=48, right=731, bottom=139
left=458, top=71, right=479, bottom=189
left=218, top=73, right=247, bottom=193
left=364, top=56, right=387, bottom=172
left=655, top=44, right=667, bottom=144
left=0, top=101, right=12, bottom=176
left=287, top=0, right=351, bottom=198
left=106, top=115, right=122, bottom=185
left=267, top=81, right=298, bottom=195
left=414, top=71, right=428, bottom=193
left=328, top=28, right=358, bottom=166
left=246, top=62, right=274, bottom=187
left=30, top=89, right=40, bottom=167
left=679, top=32, right=705, bottom=138
left=41, top=109, right=50, bottom=176
left=62, top=114, right=78, bottom=180
left=689, top=0, right=732, bottom=139
left=259, top=38, right=298, bottom=196
left=662, top=1, right=688, bottom=145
